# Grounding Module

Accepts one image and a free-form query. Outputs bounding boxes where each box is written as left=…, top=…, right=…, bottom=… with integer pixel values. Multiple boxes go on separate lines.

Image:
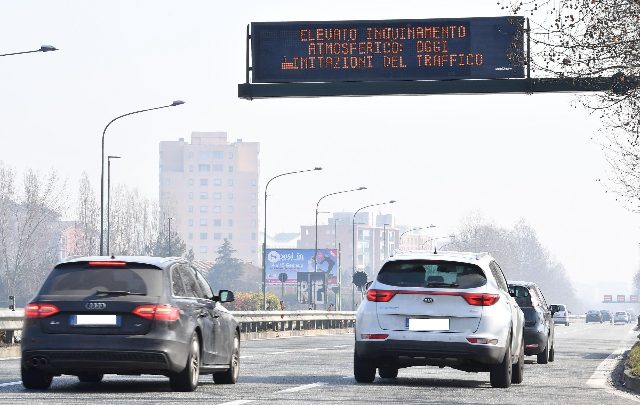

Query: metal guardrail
left=0, top=309, right=356, bottom=344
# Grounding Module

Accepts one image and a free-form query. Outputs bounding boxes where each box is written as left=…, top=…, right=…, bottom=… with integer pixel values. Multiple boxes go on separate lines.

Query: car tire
left=490, top=337, right=512, bottom=388
left=511, top=334, right=524, bottom=384
left=548, top=344, right=555, bottom=362
left=537, top=339, right=549, bottom=364
left=77, top=373, right=104, bottom=383
left=354, top=351, right=376, bottom=383
left=213, top=332, right=240, bottom=384
left=378, top=367, right=398, bottom=379
left=170, top=333, right=200, bottom=392
left=21, top=365, right=52, bottom=390
left=566, top=322, right=570, bottom=326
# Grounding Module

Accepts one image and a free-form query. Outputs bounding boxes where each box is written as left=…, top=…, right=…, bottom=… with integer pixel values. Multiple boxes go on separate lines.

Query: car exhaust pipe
left=30, top=356, right=49, bottom=368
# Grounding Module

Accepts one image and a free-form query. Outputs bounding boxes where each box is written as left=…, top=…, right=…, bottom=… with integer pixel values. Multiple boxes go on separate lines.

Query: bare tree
left=69, top=172, right=99, bottom=256
left=503, top=0, right=640, bottom=204
left=0, top=165, right=66, bottom=304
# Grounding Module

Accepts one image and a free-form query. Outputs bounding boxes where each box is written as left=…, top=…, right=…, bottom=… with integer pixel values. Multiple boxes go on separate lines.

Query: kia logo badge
left=423, top=297, right=434, bottom=304
left=85, top=302, right=106, bottom=310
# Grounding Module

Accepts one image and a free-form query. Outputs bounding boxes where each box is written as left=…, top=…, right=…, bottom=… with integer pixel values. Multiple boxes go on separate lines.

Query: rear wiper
left=94, top=290, right=145, bottom=296
left=426, top=282, right=459, bottom=288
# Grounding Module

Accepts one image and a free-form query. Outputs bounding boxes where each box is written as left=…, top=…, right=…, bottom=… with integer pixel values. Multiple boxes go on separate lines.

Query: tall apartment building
left=159, top=132, right=260, bottom=263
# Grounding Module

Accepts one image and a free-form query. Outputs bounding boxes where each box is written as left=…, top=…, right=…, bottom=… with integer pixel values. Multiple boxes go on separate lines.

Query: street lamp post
left=352, top=200, right=396, bottom=310
left=421, top=235, right=456, bottom=252
left=382, top=223, right=390, bottom=261
left=312, top=187, right=365, bottom=309
left=106, top=155, right=121, bottom=256
left=0, top=45, right=57, bottom=57
left=168, top=217, right=174, bottom=256
left=398, top=225, right=436, bottom=250
left=263, top=167, right=322, bottom=310
left=99, top=100, right=185, bottom=255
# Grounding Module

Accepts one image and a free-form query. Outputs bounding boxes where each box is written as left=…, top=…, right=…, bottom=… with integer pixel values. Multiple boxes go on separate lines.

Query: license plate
left=71, top=314, right=120, bottom=327
left=407, top=318, right=449, bottom=331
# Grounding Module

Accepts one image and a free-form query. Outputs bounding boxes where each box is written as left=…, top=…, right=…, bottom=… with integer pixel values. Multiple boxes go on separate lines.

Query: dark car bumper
left=21, top=332, right=189, bottom=375
left=523, top=328, right=547, bottom=356
left=355, top=339, right=506, bottom=366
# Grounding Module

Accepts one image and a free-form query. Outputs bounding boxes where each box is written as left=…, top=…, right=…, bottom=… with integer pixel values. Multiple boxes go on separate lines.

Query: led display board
left=250, top=17, right=525, bottom=83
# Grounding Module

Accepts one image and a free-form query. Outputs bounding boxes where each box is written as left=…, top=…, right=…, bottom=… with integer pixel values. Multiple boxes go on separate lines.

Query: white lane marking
left=587, top=346, right=640, bottom=402
left=0, top=381, right=21, bottom=388
left=0, top=357, right=20, bottom=361
left=240, top=355, right=254, bottom=359
left=216, top=400, right=254, bottom=405
left=265, top=347, right=331, bottom=355
left=274, top=382, right=327, bottom=394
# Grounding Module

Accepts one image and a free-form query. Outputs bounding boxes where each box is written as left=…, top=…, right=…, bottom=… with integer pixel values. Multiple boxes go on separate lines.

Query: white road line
left=0, top=381, right=21, bottom=388
left=0, top=357, right=20, bottom=361
left=587, top=346, right=640, bottom=402
left=274, top=382, right=327, bottom=394
left=240, top=355, right=254, bottom=359
left=216, top=400, right=254, bottom=405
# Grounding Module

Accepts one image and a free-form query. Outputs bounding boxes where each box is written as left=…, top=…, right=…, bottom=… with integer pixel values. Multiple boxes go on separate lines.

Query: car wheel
left=354, top=351, right=376, bottom=383
left=77, top=373, right=103, bottom=383
left=213, top=332, right=240, bottom=384
left=490, top=336, right=512, bottom=388
left=511, top=334, right=524, bottom=384
left=566, top=322, right=570, bottom=326
left=21, top=365, right=52, bottom=390
left=537, top=339, right=549, bottom=364
left=170, top=333, right=200, bottom=392
left=378, top=367, right=398, bottom=379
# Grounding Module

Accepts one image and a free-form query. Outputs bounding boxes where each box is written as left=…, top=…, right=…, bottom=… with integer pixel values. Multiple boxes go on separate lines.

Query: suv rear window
left=377, top=260, right=486, bottom=289
left=39, top=262, right=163, bottom=296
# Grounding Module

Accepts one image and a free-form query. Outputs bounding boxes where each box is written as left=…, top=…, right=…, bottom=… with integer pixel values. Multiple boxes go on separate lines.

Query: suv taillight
left=462, top=293, right=500, bottom=306
left=25, top=303, right=60, bottom=318
left=132, top=304, right=180, bottom=321
left=367, top=289, right=398, bottom=302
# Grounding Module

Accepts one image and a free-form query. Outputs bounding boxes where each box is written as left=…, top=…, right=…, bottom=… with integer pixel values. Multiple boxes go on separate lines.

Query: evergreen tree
left=146, top=227, right=186, bottom=257
left=208, top=239, right=243, bottom=290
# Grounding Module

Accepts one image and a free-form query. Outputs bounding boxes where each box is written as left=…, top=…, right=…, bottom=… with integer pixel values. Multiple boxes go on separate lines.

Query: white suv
left=354, top=251, right=525, bottom=388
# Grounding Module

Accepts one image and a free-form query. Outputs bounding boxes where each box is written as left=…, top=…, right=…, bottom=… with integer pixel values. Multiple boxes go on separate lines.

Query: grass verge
left=629, top=341, right=640, bottom=377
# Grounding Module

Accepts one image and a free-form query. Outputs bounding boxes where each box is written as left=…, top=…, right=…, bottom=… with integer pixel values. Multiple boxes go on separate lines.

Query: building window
left=228, top=152, right=234, bottom=159
left=251, top=233, right=256, bottom=240
left=188, top=219, right=194, bottom=227
left=228, top=233, right=233, bottom=240
left=213, top=206, right=221, bottom=213
left=213, top=219, right=222, bottom=227
left=188, top=233, right=193, bottom=240
left=200, top=233, right=208, bottom=240
left=212, top=150, right=224, bottom=159
left=250, top=179, right=257, bottom=186
left=228, top=219, right=233, bottom=227
left=188, top=192, right=193, bottom=200
left=198, top=164, right=210, bottom=172
left=227, top=206, right=233, bottom=214
left=188, top=206, right=193, bottom=213
left=212, top=164, right=224, bottom=172
left=251, top=205, right=257, bottom=213
left=188, top=165, right=194, bottom=172
left=228, top=193, right=233, bottom=200
left=200, top=178, right=208, bottom=186
left=200, top=192, right=208, bottom=199
left=228, top=179, right=234, bottom=186
left=199, top=219, right=208, bottom=226
left=213, top=192, right=222, bottom=200
left=199, top=246, right=208, bottom=253
left=188, top=178, right=194, bottom=186
left=228, top=166, right=234, bottom=173
left=214, top=233, right=221, bottom=240
left=200, top=206, right=208, bottom=213
left=213, top=178, right=222, bottom=186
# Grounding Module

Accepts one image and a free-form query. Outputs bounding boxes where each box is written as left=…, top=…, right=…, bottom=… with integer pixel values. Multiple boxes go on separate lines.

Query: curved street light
left=352, top=200, right=396, bottom=310
left=99, top=100, right=185, bottom=255
left=0, top=45, right=58, bottom=57
left=398, top=225, right=436, bottom=248
left=262, top=167, right=322, bottom=310
left=421, top=234, right=456, bottom=252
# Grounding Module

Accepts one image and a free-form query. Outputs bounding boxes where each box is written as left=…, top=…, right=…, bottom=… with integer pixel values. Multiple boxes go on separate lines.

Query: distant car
left=550, top=304, right=570, bottom=326
left=21, top=256, right=240, bottom=392
left=508, top=281, right=555, bottom=364
left=586, top=310, right=602, bottom=323
left=355, top=251, right=525, bottom=388
left=614, top=311, right=630, bottom=324
left=600, top=310, right=613, bottom=324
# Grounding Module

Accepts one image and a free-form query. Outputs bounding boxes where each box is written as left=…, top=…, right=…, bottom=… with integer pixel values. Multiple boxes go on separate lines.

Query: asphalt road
left=0, top=321, right=638, bottom=404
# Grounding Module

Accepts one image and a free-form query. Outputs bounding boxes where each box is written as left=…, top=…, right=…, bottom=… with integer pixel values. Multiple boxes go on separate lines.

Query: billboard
left=603, top=295, right=612, bottom=303
left=265, top=249, right=338, bottom=285
left=631, top=295, right=639, bottom=303
left=617, top=295, right=626, bottom=303
left=251, top=17, right=525, bottom=83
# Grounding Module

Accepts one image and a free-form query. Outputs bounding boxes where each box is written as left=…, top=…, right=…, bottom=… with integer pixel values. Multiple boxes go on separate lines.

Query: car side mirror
left=218, top=290, right=234, bottom=303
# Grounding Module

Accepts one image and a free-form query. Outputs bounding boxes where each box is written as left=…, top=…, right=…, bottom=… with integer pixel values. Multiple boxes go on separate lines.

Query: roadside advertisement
left=265, top=249, right=338, bottom=286
left=616, top=294, right=626, bottom=303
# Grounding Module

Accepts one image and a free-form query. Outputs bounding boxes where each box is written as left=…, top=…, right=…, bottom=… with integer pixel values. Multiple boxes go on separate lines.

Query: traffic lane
left=0, top=325, right=637, bottom=404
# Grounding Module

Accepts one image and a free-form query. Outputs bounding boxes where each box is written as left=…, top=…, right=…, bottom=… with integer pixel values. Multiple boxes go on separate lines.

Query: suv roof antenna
left=433, top=244, right=437, bottom=254
left=111, top=255, right=116, bottom=259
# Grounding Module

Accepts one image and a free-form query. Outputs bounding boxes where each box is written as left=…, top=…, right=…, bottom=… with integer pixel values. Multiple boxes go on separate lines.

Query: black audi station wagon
left=21, top=256, right=240, bottom=392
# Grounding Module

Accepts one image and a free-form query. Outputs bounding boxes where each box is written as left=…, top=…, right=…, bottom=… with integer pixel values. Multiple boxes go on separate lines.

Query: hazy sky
left=1, top=1, right=638, bottom=301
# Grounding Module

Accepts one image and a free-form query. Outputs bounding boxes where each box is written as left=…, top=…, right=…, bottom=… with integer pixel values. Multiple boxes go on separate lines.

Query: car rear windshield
left=38, top=262, right=163, bottom=296
left=377, top=260, right=486, bottom=289
left=508, top=285, right=534, bottom=307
